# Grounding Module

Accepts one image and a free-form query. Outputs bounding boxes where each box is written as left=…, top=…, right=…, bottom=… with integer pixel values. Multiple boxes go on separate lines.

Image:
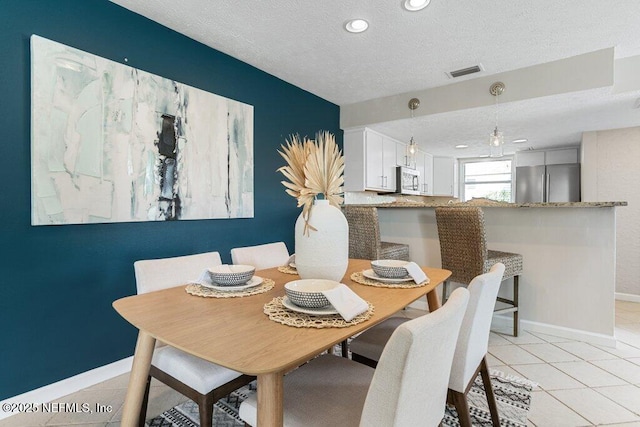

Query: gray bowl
left=371, top=260, right=410, bottom=279
left=208, top=265, right=255, bottom=286
left=284, top=279, right=340, bottom=308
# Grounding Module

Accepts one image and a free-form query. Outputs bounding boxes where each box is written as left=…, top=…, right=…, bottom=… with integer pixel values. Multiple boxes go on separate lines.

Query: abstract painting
left=30, top=35, right=253, bottom=225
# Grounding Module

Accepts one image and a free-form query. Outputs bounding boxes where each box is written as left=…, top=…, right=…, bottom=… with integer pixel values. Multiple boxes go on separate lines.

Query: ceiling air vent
left=446, top=64, right=483, bottom=79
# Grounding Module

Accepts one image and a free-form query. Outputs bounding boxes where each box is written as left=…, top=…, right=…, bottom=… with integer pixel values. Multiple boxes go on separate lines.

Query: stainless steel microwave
left=396, top=166, right=420, bottom=195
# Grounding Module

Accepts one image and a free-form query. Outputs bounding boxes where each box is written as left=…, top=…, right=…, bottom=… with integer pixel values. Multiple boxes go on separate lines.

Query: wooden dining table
left=113, top=258, right=450, bottom=426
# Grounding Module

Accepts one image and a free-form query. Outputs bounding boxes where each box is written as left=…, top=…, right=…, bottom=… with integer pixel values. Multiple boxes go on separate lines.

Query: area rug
left=442, top=371, right=536, bottom=427
left=147, top=370, right=535, bottom=427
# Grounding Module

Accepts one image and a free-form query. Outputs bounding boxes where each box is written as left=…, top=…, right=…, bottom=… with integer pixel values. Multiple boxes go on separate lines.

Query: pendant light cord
left=494, top=92, right=498, bottom=133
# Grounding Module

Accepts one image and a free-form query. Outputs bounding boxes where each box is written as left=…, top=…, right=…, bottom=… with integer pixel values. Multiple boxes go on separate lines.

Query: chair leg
left=513, top=275, right=519, bottom=337
left=198, top=405, right=213, bottom=427
left=198, top=396, right=214, bottom=427
left=138, top=375, right=152, bottom=427
left=341, top=339, right=349, bottom=358
left=441, top=280, right=449, bottom=304
left=450, top=389, right=472, bottom=427
left=480, top=357, right=500, bottom=427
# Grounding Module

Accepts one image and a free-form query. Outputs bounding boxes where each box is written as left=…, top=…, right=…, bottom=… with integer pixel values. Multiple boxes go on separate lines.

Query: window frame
left=458, top=156, right=515, bottom=202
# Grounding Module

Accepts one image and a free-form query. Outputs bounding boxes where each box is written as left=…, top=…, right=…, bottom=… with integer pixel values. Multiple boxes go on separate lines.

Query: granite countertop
left=349, top=199, right=627, bottom=209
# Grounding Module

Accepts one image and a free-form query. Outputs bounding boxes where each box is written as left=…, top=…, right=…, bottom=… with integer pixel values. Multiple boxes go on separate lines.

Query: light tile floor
left=1, top=300, right=639, bottom=426
left=492, top=301, right=640, bottom=427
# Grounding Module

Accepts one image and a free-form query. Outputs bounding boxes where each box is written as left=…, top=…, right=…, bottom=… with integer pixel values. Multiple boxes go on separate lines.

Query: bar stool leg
left=513, top=275, right=519, bottom=337
left=441, top=281, right=449, bottom=304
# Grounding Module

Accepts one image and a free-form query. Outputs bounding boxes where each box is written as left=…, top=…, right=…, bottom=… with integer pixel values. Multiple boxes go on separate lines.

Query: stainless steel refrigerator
left=515, top=163, right=580, bottom=203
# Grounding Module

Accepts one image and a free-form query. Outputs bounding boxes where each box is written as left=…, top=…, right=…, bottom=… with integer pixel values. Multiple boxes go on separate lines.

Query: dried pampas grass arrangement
left=278, top=131, right=344, bottom=234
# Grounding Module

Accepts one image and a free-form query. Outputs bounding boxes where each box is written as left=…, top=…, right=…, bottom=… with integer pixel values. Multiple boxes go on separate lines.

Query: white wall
left=582, top=127, right=640, bottom=297
left=377, top=206, right=617, bottom=345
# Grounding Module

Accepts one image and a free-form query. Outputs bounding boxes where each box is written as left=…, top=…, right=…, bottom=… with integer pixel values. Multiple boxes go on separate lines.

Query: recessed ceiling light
left=455, top=144, right=469, bottom=149
left=512, top=138, right=528, bottom=144
left=345, top=19, right=369, bottom=33
left=479, top=154, right=490, bottom=158
left=403, top=0, right=431, bottom=11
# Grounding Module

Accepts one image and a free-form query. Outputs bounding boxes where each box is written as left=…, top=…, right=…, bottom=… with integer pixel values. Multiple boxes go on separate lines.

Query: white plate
left=289, top=262, right=296, bottom=269
left=200, top=276, right=263, bottom=291
left=362, top=269, right=415, bottom=283
left=282, top=296, right=338, bottom=316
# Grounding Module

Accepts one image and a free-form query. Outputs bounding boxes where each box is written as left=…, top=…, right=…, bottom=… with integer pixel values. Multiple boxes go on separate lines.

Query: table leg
left=121, top=331, right=156, bottom=426
left=426, top=289, right=442, bottom=312
left=257, top=371, right=284, bottom=427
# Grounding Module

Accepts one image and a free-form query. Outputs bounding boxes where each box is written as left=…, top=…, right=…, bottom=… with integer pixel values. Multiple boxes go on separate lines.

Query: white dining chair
left=447, top=262, right=505, bottom=427
left=238, top=287, right=470, bottom=427
left=348, top=263, right=506, bottom=427
left=134, top=251, right=254, bottom=427
left=230, top=241, right=290, bottom=270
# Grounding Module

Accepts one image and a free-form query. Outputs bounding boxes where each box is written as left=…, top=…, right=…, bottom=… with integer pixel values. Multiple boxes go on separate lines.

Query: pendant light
left=489, top=82, right=505, bottom=158
left=407, top=98, right=420, bottom=164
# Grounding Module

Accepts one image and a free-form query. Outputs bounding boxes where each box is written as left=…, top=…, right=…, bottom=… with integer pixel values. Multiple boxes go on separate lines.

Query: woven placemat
left=350, top=271, right=429, bottom=289
left=264, top=296, right=374, bottom=328
left=277, top=265, right=298, bottom=275
left=185, top=278, right=275, bottom=298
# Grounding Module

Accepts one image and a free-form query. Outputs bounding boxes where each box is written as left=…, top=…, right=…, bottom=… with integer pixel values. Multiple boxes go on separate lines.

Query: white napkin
left=191, top=269, right=214, bottom=286
left=404, top=262, right=428, bottom=284
left=321, top=284, right=368, bottom=321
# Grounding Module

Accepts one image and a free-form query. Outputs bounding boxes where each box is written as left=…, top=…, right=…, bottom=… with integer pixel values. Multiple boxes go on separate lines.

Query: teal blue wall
left=0, top=0, right=341, bottom=399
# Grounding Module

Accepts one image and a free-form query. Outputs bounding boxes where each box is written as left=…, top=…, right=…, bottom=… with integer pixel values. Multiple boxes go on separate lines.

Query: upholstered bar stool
left=435, top=206, right=523, bottom=336
left=343, top=205, right=410, bottom=261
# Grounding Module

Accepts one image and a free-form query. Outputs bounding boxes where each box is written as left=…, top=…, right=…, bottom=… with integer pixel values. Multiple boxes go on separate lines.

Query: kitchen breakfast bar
left=357, top=200, right=627, bottom=346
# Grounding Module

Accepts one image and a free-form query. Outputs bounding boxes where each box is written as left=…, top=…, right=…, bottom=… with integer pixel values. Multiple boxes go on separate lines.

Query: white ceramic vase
left=295, top=199, right=349, bottom=282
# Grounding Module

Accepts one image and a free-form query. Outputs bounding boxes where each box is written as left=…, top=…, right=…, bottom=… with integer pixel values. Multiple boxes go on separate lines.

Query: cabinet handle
left=383, top=176, right=388, bottom=188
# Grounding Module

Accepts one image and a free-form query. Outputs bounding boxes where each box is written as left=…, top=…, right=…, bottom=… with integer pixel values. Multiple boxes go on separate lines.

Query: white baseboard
left=616, top=292, right=640, bottom=303
left=410, top=295, right=619, bottom=346
left=412, top=301, right=617, bottom=347
left=0, top=356, right=133, bottom=421
left=492, top=315, right=617, bottom=347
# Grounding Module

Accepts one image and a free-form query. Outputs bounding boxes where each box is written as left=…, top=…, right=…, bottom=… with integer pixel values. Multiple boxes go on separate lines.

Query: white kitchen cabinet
left=343, top=127, right=397, bottom=192
left=545, top=148, right=579, bottom=165
left=515, top=147, right=579, bottom=166
left=415, top=150, right=433, bottom=195
left=380, top=136, right=397, bottom=191
left=515, top=151, right=545, bottom=167
left=433, top=156, right=456, bottom=196
left=364, top=131, right=385, bottom=189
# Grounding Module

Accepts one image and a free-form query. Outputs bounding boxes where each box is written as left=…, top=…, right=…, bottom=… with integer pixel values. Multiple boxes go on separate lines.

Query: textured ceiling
left=110, top=0, right=640, bottom=157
